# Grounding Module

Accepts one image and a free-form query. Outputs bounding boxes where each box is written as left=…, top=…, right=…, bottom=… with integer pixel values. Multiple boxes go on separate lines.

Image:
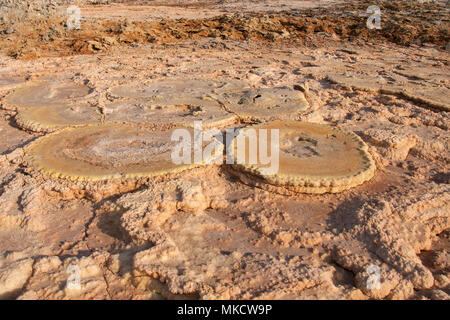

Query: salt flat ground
left=0, top=0, right=448, bottom=300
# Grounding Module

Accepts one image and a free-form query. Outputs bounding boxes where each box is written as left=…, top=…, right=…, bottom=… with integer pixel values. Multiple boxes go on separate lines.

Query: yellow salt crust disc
left=230, top=120, right=376, bottom=194
left=0, top=76, right=26, bottom=92
left=25, top=123, right=212, bottom=181
left=213, top=87, right=311, bottom=121
left=2, top=81, right=91, bottom=110
left=397, top=87, right=449, bottom=112
left=15, top=104, right=102, bottom=133
left=393, top=65, right=449, bottom=82
left=108, top=79, right=249, bottom=100
left=327, top=73, right=399, bottom=93
left=104, top=96, right=237, bottom=129
left=328, top=73, right=449, bottom=112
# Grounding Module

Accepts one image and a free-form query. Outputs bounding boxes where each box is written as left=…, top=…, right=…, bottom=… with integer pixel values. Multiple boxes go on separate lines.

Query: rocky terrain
left=0, top=0, right=448, bottom=300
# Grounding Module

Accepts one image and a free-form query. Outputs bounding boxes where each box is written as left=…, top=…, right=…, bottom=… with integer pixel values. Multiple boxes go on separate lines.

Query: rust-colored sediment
left=25, top=123, right=204, bottom=181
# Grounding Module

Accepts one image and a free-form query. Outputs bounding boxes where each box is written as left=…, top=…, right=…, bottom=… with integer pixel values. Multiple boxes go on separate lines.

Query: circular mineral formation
left=109, top=79, right=248, bottom=100
left=104, top=96, right=237, bottom=129
left=400, top=87, right=449, bottom=112
left=328, top=72, right=449, bottom=111
left=327, top=72, right=403, bottom=93
left=15, top=104, right=102, bottom=133
left=230, top=120, right=376, bottom=194
left=214, top=87, right=310, bottom=121
left=3, top=81, right=92, bottom=110
left=0, top=76, right=26, bottom=92
left=393, top=65, right=449, bottom=82
left=26, top=124, right=207, bottom=181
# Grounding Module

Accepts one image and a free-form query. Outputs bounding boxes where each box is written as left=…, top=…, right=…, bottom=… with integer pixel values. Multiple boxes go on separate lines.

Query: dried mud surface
left=0, top=0, right=449, bottom=300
